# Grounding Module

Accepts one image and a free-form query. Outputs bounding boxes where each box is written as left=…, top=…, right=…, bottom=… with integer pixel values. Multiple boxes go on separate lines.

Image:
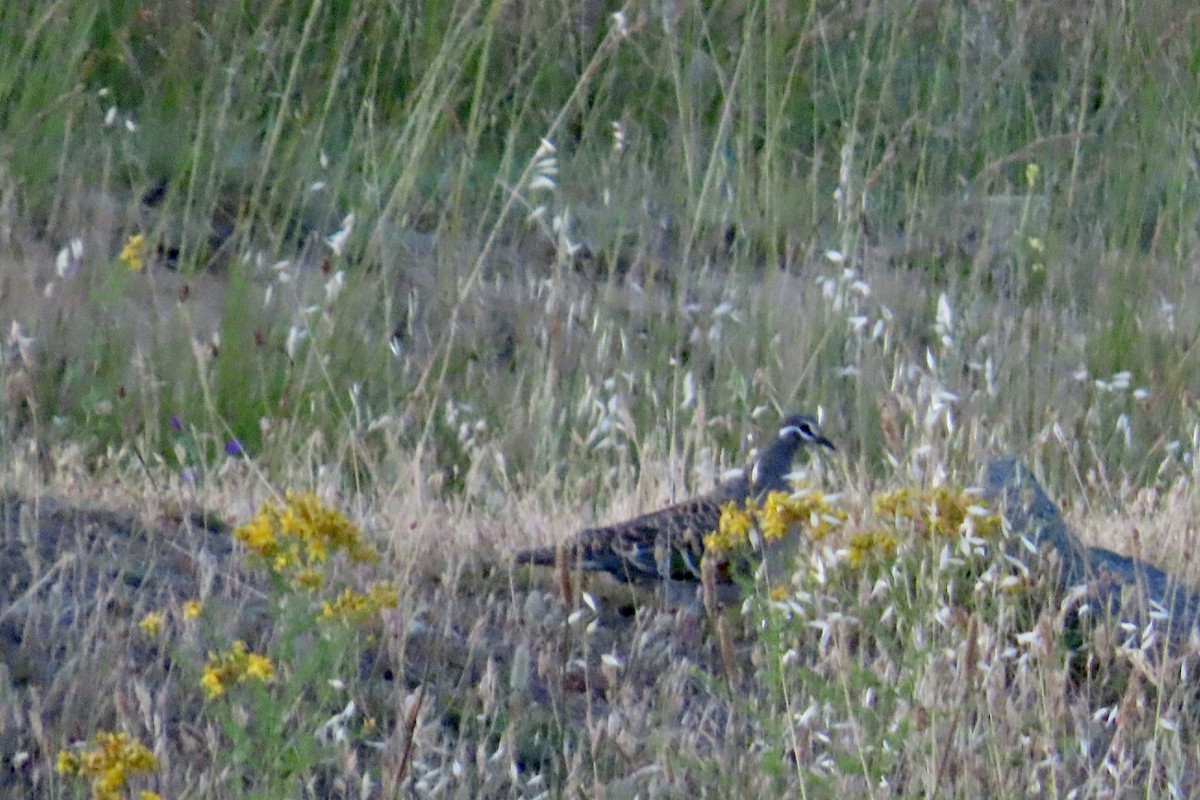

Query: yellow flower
left=321, top=588, right=362, bottom=620
left=98, top=762, right=126, bottom=794
left=877, top=529, right=898, bottom=553
left=200, top=668, right=226, bottom=699
left=710, top=501, right=753, bottom=550
left=775, top=489, right=847, bottom=540
left=757, top=491, right=794, bottom=541
left=277, top=505, right=303, bottom=538
left=872, top=487, right=907, bottom=519
left=141, top=792, right=164, bottom=800
left=320, top=584, right=400, bottom=622
left=293, top=567, right=324, bottom=591
left=56, top=749, right=81, bottom=775
left=235, top=514, right=278, bottom=554
left=720, top=503, right=748, bottom=542
left=305, top=536, right=329, bottom=563
left=704, top=489, right=848, bottom=555
left=847, top=531, right=876, bottom=568
left=873, top=486, right=999, bottom=541
left=245, top=654, right=275, bottom=682
left=202, top=640, right=274, bottom=697
left=57, top=731, right=157, bottom=800
left=138, top=611, right=164, bottom=637
left=119, top=233, right=146, bottom=271
left=182, top=600, right=202, bottom=620
left=234, top=492, right=377, bottom=588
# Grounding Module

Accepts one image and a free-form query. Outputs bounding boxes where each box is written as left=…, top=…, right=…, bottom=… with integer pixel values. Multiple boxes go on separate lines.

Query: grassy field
left=4, top=0, right=1200, bottom=797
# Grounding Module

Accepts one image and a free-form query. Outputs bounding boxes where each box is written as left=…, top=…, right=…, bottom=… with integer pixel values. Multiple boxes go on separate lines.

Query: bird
left=514, top=414, right=835, bottom=593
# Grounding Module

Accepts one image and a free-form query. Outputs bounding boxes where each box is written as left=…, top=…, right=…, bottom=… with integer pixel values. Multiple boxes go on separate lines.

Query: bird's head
left=777, top=414, right=835, bottom=452
left=749, top=413, right=835, bottom=494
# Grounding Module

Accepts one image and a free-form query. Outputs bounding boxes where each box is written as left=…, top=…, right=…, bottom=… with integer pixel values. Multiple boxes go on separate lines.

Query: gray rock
left=985, top=457, right=1200, bottom=645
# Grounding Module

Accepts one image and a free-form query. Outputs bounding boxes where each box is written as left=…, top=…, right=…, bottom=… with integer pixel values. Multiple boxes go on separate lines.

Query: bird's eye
left=797, top=421, right=814, bottom=438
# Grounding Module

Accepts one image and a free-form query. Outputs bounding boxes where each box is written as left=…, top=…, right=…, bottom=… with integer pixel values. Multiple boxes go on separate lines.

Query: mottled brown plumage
left=515, top=414, right=834, bottom=585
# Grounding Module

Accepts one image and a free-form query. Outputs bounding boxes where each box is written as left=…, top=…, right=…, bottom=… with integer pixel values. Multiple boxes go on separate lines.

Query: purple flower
left=170, top=415, right=183, bottom=431
left=225, top=439, right=244, bottom=456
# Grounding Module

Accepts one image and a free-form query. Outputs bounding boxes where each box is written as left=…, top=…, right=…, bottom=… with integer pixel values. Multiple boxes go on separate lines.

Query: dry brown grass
left=4, top=0, right=1200, bottom=795
left=4, top=442, right=1200, bottom=798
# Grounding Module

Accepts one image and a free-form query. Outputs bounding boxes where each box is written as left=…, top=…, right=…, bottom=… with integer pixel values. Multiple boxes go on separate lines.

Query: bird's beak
left=816, top=435, right=835, bottom=451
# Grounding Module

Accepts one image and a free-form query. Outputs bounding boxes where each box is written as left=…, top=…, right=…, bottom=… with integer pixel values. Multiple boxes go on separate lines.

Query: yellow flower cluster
left=320, top=583, right=400, bottom=622
left=137, top=611, right=165, bottom=637
left=705, top=500, right=755, bottom=552
left=137, top=600, right=203, bottom=638
left=847, top=529, right=900, bottom=568
left=873, top=486, right=1000, bottom=540
left=704, top=490, right=847, bottom=553
left=56, top=731, right=159, bottom=800
left=765, top=489, right=847, bottom=541
left=234, top=491, right=377, bottom=589
left=119, top=233, right=146, bottom=272
left=200, top=640, right=275, bottom=699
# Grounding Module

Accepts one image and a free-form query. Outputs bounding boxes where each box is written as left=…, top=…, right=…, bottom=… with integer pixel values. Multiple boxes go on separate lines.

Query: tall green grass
left=6, top=4, right=1200, bottom=797
left=0, top=0, right=1197, bottom=498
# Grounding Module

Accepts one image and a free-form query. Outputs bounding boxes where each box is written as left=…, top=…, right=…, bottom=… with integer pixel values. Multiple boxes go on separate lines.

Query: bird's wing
left=708, top=470, right=750, bottom=504
left=573, top=496, right=725, bottom=582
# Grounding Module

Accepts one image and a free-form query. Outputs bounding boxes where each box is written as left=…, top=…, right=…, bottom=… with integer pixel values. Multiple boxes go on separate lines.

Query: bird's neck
left=752, top=441, right=797, bottom=495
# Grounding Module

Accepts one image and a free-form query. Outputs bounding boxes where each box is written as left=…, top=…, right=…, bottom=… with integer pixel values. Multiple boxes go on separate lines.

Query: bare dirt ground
left=0, top=484, right=762, bottom=797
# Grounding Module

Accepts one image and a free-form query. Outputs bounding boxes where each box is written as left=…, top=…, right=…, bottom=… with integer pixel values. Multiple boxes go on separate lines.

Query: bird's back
left=514, top=413, right=833, bottom=588
left=569, top=494, right=726, bottom=582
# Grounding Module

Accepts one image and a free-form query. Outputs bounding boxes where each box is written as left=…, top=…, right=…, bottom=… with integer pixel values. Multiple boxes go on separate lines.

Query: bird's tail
left=513, top=546, right=559, bottom=566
